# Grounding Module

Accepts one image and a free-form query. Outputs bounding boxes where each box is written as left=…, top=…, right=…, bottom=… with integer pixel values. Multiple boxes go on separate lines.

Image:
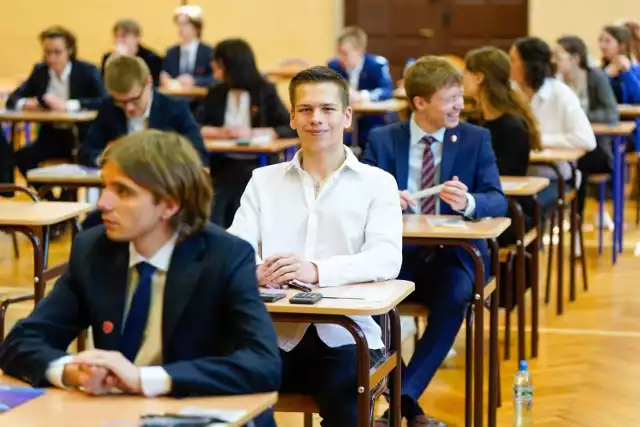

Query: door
left=344, top=0, right=528, bottom=81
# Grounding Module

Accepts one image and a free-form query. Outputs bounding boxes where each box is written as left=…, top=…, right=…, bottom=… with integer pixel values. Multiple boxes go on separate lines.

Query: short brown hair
left=104, top=55, right=150, bottom=93
left=39, top=26, right=77, bottom=60
left=289, top=66, right=350, bottom=108
left=99, top=130, right=212, bottom=240
left=405, top=56, right=463, bottom=109
left=113, top=19, right=141, bottom=37
left=174, top=6, right=203, bottom=39
left=338, top=27, right=367, bottom=51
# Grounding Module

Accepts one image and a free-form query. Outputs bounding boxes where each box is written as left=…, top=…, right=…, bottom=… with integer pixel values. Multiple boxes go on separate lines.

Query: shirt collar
left=181, top=39, right=199, bottom=52
left=128, top=234, right=178, bottom=272
left=534, top=77, right=554, bottom=101
left=48, top=62, right=72, bottom=82
left=144, top=91, right=153, bottom=119
left=350, top=57, right=365, bottom=76
left=409, top=114, right=446, bottom=146
left=286, top=145, right=362, bottom=174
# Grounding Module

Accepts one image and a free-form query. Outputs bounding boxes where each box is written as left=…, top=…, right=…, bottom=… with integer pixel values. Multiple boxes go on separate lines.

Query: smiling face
left=414, top=83, right=464, bottom=129
left=289, top=82, right=352, bottom=153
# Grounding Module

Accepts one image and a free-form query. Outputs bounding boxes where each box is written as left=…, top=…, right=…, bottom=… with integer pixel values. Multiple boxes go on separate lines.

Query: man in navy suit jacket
left=328, top=27, right=393, bottom=146
left=363, top=57, right=506, bottom=426
left=0, top=131, right=280, bottom=426
left=160, top=5, right=214, bottom=89
left=80, top=55, right=207, bottom=167
left=7, top=26, right=106, bottom=179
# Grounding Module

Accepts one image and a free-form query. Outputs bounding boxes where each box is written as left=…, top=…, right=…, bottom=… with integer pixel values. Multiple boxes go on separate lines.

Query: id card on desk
left=0, top=386, right=45, bottom=412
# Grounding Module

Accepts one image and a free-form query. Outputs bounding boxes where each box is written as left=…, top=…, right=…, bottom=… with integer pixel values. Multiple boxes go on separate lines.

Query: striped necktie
left=420, top=135, right=437, bottom=214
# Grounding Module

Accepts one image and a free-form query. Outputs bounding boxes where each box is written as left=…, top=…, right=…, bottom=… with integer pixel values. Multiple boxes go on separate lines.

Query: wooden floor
left=1, top=197, right=639, bottom=427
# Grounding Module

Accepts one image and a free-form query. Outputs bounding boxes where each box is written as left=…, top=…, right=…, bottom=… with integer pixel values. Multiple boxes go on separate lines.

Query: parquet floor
left=1, top=193, right=639, bottom=427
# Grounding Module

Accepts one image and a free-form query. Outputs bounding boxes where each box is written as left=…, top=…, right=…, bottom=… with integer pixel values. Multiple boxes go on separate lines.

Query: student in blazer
left=0, top=131, right=280, bottom=426
left=160, top=5, right=214, bottom=89
left=197, top=38, right=296, bottom=228
left=7, top=26, right=106, bottom=180
left=100, top=19, right=163, bottom=87
left=364, top=56, right=506, bottom=427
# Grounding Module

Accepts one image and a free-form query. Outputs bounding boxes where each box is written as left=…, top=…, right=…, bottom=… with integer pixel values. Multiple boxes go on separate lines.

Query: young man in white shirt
left=228, top=66, right=403, bottom=426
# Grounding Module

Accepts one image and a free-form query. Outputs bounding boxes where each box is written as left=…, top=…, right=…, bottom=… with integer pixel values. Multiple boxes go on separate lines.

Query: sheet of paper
left=501, top=181, right=528, bottom=191
left=26, top=164, right=99, bottom=178
left=208, top=140, right=237, bottom=147
left=179, top=406, right=247, bottom=426
left=410, top=184, right=444, bottom=200
left=426, top=216, right=469, bottom=229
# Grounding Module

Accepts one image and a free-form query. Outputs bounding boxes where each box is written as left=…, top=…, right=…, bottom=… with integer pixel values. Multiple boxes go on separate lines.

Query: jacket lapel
left=440, top=127, right=460, bottom=183
left=162, top=233, right=206, bottom=354
left=147, top=91, right=162, bottom=130
left=93, top=239, right=129, bottom=350
left=394, top=122, right=411, bottom=191
left=68, top=61, right=82, bottom=101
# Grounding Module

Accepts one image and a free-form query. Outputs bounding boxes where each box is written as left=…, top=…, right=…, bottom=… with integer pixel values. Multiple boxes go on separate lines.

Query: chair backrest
left=0, top=184, right=40, bottom=201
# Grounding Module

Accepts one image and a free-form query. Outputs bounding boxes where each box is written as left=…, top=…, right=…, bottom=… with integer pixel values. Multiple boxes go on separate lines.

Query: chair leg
left=11, top=232, right=19, bottom=259
left=545, top=211, right=556, bottom=305
left=579, top=215, right=589, bottom=292
left=303, top=413, right=313, bottom=427
left=504, top=257, right=513, bottom=361
left=413, top=316, right=420, bottom=348
left=598, top=182, right=604, bottom=256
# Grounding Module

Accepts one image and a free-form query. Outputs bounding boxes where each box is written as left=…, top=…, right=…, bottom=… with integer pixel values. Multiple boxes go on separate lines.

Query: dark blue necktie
left=119, top=262, right=155, bottom=362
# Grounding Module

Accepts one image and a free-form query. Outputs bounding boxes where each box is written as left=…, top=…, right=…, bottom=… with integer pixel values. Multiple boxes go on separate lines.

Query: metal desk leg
left=388, top=307, right=402, bottom=427
left=532, top=196, right=541, bottom=358
left=613, top=135, right=621, bottom=263
left=617, top=135, right=625, bottom=253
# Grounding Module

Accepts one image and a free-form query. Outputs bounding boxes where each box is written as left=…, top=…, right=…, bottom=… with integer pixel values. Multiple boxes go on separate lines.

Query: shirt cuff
left=45, top=355, right=74, bottom=389
left=139, top=366, right=172, bottom=397
left=15, top=98, right=27, bottom=111
left=359, top=90, right=371, bottom=102
left=462, top=193, right=476, bottom=217
left=65, top=100, right=81, bottom=112
left=313, top=260, right=339, bottom=288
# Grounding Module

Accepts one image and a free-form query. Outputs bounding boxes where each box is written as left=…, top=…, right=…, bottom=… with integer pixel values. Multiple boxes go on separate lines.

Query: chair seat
left=588, top=174, right=611, bottom=184
left=564, top=189, right=577, bottom=203
left=499, top=228, right=538, bottom=263
left=398, top=302, right=430, bottom=317
left=275, top=394, right=318, bottom=413
left=626, top=153, right=639, bottom=165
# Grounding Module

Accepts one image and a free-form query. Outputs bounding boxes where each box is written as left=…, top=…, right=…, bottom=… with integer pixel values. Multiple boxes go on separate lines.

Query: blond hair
left=113, top=19, right=141, bottom=37
left=104, top=55, right=150, bottom=93
left=337, top=26, right=368, bottom=51
left=404, top=56, right=463, bottom=110
left=99, top=130, right=212, bottom=240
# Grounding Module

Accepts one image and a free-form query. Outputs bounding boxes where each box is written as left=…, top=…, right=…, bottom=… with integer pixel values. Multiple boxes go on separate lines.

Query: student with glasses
left=79, top=55, right=208, bottom=230
left=80, top=55, right=207, bottom=167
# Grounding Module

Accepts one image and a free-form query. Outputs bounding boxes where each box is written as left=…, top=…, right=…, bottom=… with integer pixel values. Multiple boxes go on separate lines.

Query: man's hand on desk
left=71, top=350, right=142, bottom=395
left=21, top=98, right=41, bottom=111
left=399, top=190, right=416, bottom=210
left=259, top=253, right=319, bottom=286
left=62, top=363, right=113, bottom=395
left=227, top=124, right=252, bottom=140
left=177, top=74, right=195, bottom=88
left=440, top=176, right=469, bottom=211
left=42, top=94, right=66, bottom=111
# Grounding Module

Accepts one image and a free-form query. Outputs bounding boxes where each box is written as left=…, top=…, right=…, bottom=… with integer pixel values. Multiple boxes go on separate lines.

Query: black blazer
left=0, top=132, right=14, bottom=192
left=79, top=90, right=208, bottom=166
left=0, top=224, right=281, bottom=397
left=196, top=81, right=296, bottom=139
left=101, top=44, right=163, bottom=87
left=162, top=42, right=214, bottom=87
left=6, top=60, right=107, bottom=139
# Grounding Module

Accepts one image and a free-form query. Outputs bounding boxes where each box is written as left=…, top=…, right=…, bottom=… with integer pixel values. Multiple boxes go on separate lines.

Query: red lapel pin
left=102, top=321, right=114, bottom=334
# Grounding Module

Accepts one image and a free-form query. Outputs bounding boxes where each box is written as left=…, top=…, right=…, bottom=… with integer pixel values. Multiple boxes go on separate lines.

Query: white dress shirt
left=127, top=92, right=153, bottom=135
left=347, top=57, right=371, bottom=101
left=528, top=78, right=596, bottom=180
left=46, top=235, right=178, bottom=397
left=407, top=115, right=476, bottom=216
left=17, top=62, right=80, bottom=112
left=227, top=147, right=403, bottom=351
left=179, top=40, right=199, bottom=75
left=224, top=90, right=251, bottom=127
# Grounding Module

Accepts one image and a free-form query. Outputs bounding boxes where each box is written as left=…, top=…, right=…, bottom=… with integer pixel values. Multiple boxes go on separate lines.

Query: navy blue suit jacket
left=363, top=120, right=507, bottom=280
left=0, top=224, right=281, bottom=397
left=79, top=90, right=208, bottom=166
left=6, top=60, right=107, bottom=139
left=163, top=43, right=214, bottom=87
left=328, top=53, right=394, bottom=143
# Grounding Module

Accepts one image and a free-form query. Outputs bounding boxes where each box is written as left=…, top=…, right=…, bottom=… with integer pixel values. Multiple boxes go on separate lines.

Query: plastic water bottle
left=513, top=360, right=533, bottom=426
left=403, top=57, right=416, bottom=77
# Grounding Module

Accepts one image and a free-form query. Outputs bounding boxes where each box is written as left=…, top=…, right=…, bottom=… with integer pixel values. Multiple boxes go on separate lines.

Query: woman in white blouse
left=509, top=36, right=596, bottom=217
left=197, top=38, right=296, bottom=228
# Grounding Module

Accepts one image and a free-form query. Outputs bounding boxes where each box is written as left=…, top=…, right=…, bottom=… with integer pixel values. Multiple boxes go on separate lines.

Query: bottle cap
left=519, top=360, right=528, bottom=371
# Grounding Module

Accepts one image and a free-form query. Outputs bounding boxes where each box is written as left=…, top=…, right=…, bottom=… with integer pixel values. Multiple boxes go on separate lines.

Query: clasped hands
left=399, top=176, right=469, bottom=211
left=62, top=350, right=141, bottom=396
left=258, top=253, right=318, bottom=288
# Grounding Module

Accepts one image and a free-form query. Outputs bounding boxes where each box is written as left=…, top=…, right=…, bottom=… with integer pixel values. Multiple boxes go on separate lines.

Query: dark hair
left=113, top=19, right=141, bottom=37
left=465, top=47, right=542, bottom=151
left=513, top=37, right=554, bottom=92
left=622, top=20, right=640, bottom=61
left=601, top=25, right=633, bottom=65
left=39, top=26, right=77, bottom=60
left=288, top=66, right=349, bottom=108
left=212, top=38, right=265, bottom=90
left=557, top=35, right=589, bottom=70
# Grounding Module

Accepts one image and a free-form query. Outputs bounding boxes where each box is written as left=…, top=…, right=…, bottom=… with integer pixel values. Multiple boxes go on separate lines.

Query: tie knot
left=421, top=135, right=437, bottom=147
left=135, top=262, right=156, bottom=280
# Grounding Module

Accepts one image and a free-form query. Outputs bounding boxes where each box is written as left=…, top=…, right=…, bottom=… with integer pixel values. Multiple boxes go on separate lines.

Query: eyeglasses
left=112, top=85, right=147, bottom=109
left=44, top=49, right=66, bottom=56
